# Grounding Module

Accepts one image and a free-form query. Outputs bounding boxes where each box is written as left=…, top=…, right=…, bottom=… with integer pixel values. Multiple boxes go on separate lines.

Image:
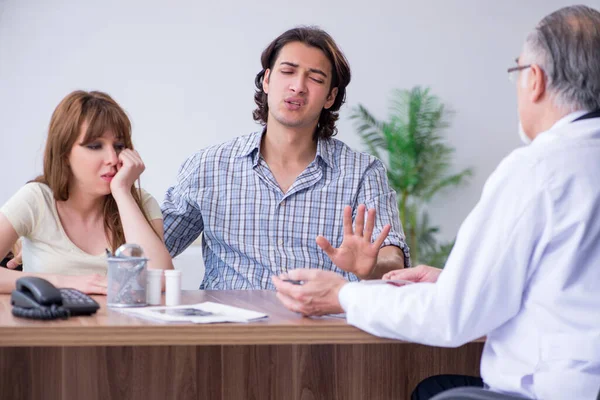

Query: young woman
left=0, top=90, right=173, bottom=293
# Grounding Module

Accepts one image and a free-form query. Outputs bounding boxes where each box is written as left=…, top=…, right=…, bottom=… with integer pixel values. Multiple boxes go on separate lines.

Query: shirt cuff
left=338, top=282, right=360, bottom=312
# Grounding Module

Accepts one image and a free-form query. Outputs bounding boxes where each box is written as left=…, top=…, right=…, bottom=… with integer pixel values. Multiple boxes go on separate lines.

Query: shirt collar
left=533, top=110, right=595, bottom=144
left=550, top=110, right=591, bottom=131
left=315, top=137, right=335, bottom=169
left=235, top=129, right=336, bottom=170
left=235, top=131, right=264, bottom=165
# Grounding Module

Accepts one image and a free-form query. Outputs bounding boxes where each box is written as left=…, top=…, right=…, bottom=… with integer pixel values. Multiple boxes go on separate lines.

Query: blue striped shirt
left=162, top=131, right=410, bottom=289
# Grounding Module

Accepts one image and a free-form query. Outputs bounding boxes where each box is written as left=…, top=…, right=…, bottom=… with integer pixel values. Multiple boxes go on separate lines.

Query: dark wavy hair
left=253, top=26, right=351, bottom=140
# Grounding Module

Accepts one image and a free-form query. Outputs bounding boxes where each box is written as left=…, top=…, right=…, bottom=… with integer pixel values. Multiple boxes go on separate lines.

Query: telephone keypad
left=59, top=288, right=100, bottom=316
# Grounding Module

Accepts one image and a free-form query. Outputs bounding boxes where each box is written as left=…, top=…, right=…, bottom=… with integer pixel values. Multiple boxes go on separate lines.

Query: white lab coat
left=338, top=112, right=600, bottom=399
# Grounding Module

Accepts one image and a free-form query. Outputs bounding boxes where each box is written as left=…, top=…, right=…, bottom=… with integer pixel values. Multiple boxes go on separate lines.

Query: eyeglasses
left=507, top=58, right=531, bottom=83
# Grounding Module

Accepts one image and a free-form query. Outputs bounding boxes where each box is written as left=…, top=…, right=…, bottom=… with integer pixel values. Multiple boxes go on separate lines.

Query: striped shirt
left=162, top=131, right=410, bottom=289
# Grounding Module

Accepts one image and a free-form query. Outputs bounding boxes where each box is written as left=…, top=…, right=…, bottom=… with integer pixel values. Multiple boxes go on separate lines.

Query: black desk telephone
left=11, top=277, right=100, bottom=320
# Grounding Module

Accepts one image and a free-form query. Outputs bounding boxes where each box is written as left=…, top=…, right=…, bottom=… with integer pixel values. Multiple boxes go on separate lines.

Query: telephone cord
left=12, top=304, right=71, bottom=320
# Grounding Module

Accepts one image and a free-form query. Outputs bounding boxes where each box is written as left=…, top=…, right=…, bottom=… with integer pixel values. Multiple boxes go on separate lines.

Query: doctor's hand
left=110, top=149, right=145, bottom=197
left=383, top=264, right=441, bottom=283
left=272, top=269, right=348, bottom=317
left=316, top=205, right=390, bottom=280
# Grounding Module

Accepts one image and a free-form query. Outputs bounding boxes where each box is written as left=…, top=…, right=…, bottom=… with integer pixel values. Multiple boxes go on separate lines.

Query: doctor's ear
left=527, top=64, right=547, bottom=103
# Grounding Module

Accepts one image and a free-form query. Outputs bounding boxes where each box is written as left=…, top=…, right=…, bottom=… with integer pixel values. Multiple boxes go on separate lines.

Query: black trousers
left=411, top=374, right=484, bottom=400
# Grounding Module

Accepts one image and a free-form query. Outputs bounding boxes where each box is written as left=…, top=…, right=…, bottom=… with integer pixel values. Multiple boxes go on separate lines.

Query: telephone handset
left=11, top=277, right=100, bottom=320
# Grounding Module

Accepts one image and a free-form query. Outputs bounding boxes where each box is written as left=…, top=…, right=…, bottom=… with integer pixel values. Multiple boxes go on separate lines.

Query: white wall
left=1, top=0, right=594, bottom=287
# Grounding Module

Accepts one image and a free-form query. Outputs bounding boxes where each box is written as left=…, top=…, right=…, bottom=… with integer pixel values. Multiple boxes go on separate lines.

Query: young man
left=274, top=6, right=600, bottom=400
left=162, top=27, right=410, bottom=290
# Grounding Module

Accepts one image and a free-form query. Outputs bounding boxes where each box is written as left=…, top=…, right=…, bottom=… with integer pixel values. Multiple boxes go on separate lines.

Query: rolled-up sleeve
left=161, top=153, right=204, bottom=257
left=355, top=159, right=411, bottom=267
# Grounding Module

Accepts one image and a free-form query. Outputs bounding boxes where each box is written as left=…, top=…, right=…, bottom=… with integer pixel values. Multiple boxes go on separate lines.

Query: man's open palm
left=316, top=205, right=390, bottom=279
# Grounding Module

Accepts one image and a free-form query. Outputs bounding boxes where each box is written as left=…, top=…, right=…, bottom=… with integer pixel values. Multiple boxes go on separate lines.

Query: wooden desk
left=0, top=291, right=483, bottom=400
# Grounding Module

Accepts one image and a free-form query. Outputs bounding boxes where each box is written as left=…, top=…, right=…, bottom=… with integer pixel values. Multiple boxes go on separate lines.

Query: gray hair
left=522, top=5, right=600, bottom=112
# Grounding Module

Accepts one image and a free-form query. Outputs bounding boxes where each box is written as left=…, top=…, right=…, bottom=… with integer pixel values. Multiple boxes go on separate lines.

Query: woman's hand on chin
left=110, top=149, right=145, bottom=198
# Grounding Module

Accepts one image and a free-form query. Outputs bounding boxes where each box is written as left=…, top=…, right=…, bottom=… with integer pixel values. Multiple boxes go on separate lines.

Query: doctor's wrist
left=337, top=282, right=358, bottom=313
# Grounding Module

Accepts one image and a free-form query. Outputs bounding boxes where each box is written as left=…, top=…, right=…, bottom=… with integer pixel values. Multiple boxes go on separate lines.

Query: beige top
left=0, top=182, right=162, bottom=276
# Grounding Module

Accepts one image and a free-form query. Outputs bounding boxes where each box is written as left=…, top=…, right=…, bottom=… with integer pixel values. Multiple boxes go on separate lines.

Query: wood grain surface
left=0, top=291, right=484, bottom=399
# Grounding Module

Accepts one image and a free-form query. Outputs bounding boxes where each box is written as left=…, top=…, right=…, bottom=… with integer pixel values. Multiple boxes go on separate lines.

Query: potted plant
left=351, top=86, right=472, bottom=266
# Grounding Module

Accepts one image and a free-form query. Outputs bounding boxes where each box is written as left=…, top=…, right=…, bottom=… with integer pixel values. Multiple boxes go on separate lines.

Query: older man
left=273, top=5, right=600, bottom=399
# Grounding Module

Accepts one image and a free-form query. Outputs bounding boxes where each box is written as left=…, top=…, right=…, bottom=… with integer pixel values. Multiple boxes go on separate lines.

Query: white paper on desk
left=358, top=279, right=414, bottom=287
left=118, top=302, right=268, bottom=324
left=324, top=313, right=346, bottom=319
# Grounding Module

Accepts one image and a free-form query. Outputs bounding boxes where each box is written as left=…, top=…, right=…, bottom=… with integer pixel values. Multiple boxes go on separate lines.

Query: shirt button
left=280, top=200, right=285, bottom=207
left=278, top=239, right=284, bottom=246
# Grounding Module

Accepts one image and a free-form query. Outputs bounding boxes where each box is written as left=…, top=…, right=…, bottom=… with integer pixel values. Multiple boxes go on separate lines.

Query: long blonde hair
left=34, top=90, right=155, bottom=251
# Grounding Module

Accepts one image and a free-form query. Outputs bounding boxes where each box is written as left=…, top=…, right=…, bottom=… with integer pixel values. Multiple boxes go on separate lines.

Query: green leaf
left=350, top=105, right=386, bottom=160
left=353, top=86, right=473, bottom=267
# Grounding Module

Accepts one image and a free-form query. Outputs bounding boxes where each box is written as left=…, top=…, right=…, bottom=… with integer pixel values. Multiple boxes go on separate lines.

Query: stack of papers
left=118, top=302, right=268, bottom=324
left=358, top=279, right=414, bottom=287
